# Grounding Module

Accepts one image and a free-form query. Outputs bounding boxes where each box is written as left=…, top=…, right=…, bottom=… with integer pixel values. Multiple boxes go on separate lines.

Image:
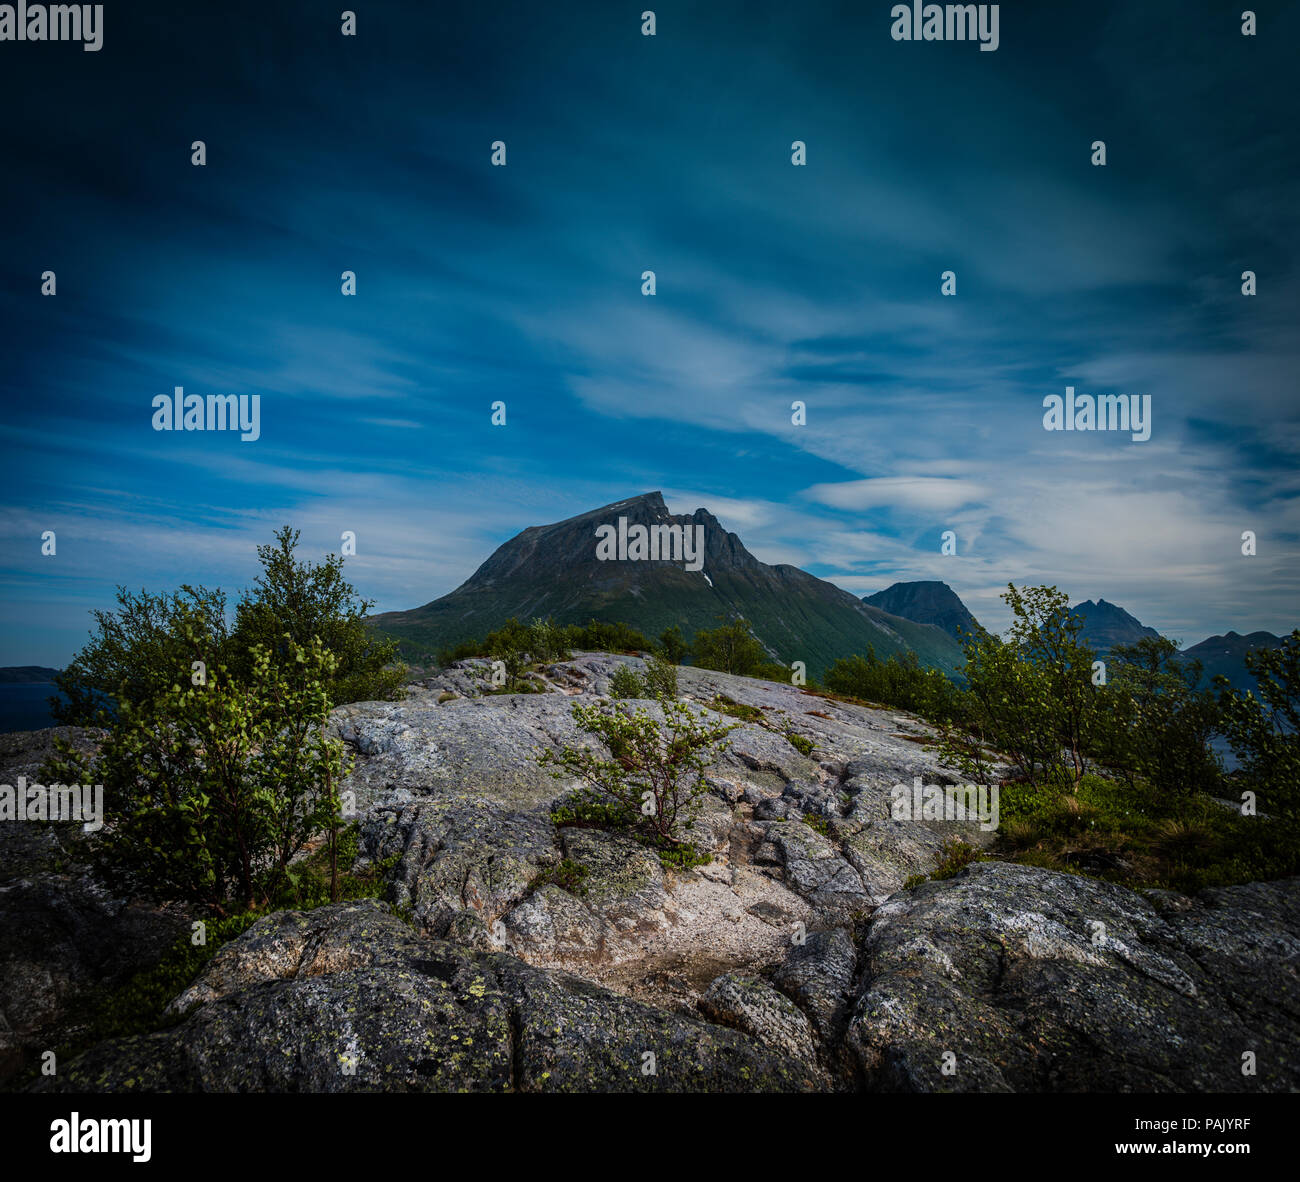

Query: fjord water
left=0, top=683, right=66, bottom=733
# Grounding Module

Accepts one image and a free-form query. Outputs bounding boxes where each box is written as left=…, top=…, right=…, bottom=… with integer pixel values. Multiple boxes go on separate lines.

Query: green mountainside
left=368, top=492, right=965, bottom=679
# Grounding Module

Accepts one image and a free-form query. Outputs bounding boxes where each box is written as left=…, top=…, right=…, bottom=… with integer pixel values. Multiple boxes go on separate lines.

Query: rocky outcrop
left=698, top=972, right=822, bottom=1070
left=9, top=657, right=1300, bottom=1093
left=847, top=861, right=1300, bottom=1092
left=0, top=727, right=190, bottom=1087
left=35, top=900, right=819, bottom=1093
left=336, top=655, right=983, bottom=1014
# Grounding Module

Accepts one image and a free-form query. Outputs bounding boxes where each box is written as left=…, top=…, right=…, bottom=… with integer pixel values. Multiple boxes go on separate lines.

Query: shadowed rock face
left=848, top=862, right=1300, bottom=1092
left=34, top=901, right=819, bottom=1094
left=0, top=727, right=190, bottom=1087
left=10, top=656, right=1300, bottom=1093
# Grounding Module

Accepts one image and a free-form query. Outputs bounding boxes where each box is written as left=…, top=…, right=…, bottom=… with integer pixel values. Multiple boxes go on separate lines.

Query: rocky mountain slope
left=368, top=492, right=965, bottom=678
left=6, top=659, right=1298, bottom=1092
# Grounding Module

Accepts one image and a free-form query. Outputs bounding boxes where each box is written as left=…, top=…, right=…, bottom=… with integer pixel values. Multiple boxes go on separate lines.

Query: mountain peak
left=369, top=495, right=966, bottom=677
left=1071, top=599, right=1158, bottom=651
left=862, top=581, right=979, bottom=643
left=603, top=490, right=669, bottom=516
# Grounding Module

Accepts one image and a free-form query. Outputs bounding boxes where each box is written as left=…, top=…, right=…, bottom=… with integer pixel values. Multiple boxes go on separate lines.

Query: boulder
left=37, top=901, right=819, bottom=1093
left=847, top=861, right=1300, bottom=1092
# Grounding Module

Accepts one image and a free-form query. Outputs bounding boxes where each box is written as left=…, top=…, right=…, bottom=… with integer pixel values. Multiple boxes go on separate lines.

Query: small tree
left=643, top=654, right=679, bottom=700
left=942, top=585, right=1100, bottom=787
left=1216, top=630, right=1300, bottom=821
left=537, top=699, right=735, bottom=844
left=487, top=620, right=531, bottom=691
left=528, top=617, right=568, bottom=663
left=657, top=625, right=689, bottom=665
left=608, top=664, right=645, bottom=699
left=232, top=526, right=406, bottom=706
left=1101, top=636, right=1221, bottom=800
left=47, top=634, right=349, bottom=913
left=51, top=584, right=230, bottom=726
left=692, top=616, right=765, bottom=676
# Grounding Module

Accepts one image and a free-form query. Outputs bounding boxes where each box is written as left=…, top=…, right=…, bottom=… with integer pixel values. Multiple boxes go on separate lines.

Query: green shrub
left=939, top=585, right=1101, bottom=788
left=787, top=731, right=815, bottom=757
left=522, top=618, right=562, bottom=663
left=656, top=625, right=689, bottom=665
left=643, top=654, right=678, bottom=699
left=231, top=526, right=406, bottom=707
left=608, top=664, right=646, bottom=698
left=550, top=798, right=634, bottom=830
left=47, top=637, right=350, bottom=913
left=903, top=838, right=984, bottom=888
left=537, top=698, right=735, bottom=845
left=54, top=527, right=406, bottom=726
left=533, top=858, right=590, bottom=895
left=656, top=841, right=712, bottom=872
left=1216, top=630, right=1300, bottom=821
left=708, top=694, right=764, bottom=724
left=692, top=617, right=765, bottom=676
left=568, top=619, right=652, bottom=654
left=479, top=619, right=533, bottom=692
left=440, top=618, right=649, bottom=667
left=801, top=812, right=831, bottom=836
left=824, top=647, right=968, bottom=724
left=52, top=583, right=232, bottom=727
left=1092, top=635, right=1222, bottom=800
left=752, top=661, right=803, bottom=686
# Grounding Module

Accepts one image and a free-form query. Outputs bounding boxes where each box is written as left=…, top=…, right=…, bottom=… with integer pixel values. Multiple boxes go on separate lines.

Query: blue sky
left=1, top=0, right=1297, bottom=665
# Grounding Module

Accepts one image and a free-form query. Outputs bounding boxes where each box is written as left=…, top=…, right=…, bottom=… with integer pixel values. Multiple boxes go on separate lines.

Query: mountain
left=369, top=492, right=965, bottom=678
left=1070, top=601, right=1286, bottom=691
left=862, top=581, right=978, bottom=643
left=1181, top=631, right=1285, bottom=693
left=1071, top=599, right=1159, bottom=653
left=0, top=666, right=60, bottom=683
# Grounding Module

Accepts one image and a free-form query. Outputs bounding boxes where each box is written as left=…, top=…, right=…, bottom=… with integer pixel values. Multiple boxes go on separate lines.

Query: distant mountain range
left=862, top=581, right=979, bottom=642
left=368, top=492, right=965, bottom=678
left=0, top=666, right=60, bottom=683
left=867, top=587, right=1286, bottom=692
left=367, top=492, right=1290, bottom=691
left=1068, top=602, right=1286, bottom=691
left=1181, top=632, right=1287, bottom=693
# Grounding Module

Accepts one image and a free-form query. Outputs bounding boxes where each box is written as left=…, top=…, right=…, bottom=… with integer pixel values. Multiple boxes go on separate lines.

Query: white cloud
left=804, top=477, right=988, bottom=513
